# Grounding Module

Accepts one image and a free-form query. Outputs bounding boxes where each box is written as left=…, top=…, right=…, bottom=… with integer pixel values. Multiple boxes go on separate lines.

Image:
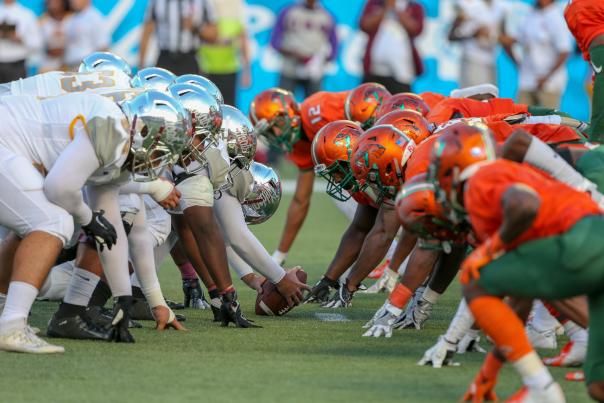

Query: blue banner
left=18, top=0, right=590, bottom=120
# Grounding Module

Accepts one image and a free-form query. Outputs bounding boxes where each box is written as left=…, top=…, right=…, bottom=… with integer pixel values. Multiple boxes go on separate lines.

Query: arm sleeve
left=85, top=184, right=132, bottom=297
left=128, top=195, right=166, bottom=308
left=226, top=245, right=254, bottom=278
left=44, top=131, right=100, bottom=225
left=214, top=193, right=286, bottom=284
left=119, top=178, right=173, bottom=202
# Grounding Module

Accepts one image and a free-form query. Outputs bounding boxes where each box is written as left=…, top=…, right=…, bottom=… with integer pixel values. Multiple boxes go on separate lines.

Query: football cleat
left=564, top=371, right=585, bottom=382
left=220, top=291, right=260, bottom=328
left=166, top=300, right=185, bottom=310
left=86, top=305, right=142, bottom=329
left=418, top=335, right=459, bottom=368
left=457, top=330, right=487, bottom=354
left=543, top=341, right=586, bottom=367
left=0, top=323, right=64, bottom=354
left=368, top=259, right=389, bottom=279
left=210, top=297, right=222, bottom=322
left=505, top=383, right=565, bottom=403
left=108, top=296, right=135, bottom=343
left=46, top=312, right=111, bottom=341
left=526, top=323, right=557, bottom=349
left=128, top=297, right=186, bottom=322
left=322, top=283, right=354, bottom=308
left=183, top=279, right=211, bottom=309
left=304, top=276, right=339, bottom=304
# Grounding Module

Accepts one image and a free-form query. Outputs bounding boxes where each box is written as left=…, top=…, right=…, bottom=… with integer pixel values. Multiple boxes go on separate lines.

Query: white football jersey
left=9, top=70, right=132, bottom=97
left=0, top=93, right=129, bottom=184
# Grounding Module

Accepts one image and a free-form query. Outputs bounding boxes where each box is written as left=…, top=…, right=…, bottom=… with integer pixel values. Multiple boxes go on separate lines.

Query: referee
left=139, top=0, right=218, bottom=75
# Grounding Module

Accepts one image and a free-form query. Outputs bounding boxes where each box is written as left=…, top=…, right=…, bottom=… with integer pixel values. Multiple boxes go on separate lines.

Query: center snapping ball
left=255, top=269, right=307, bottom=316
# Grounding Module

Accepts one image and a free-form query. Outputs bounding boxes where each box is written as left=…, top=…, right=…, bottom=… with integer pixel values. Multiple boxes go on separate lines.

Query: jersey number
left=60, top=71, right=116, bottom=93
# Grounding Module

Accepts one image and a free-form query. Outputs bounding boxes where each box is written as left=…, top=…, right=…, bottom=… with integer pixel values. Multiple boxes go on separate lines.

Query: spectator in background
left=63, top=0, right=109, bottom=70
left=0, top=0, right=42, bottom=81
left=139, top=0, right=218, bottom=75
left=199, top=0, right=250, bottom=106
left=448, top=0, right=505, bottom=88
left=270, top=0, right=337, bottom=97
left=500, top=0, right=571, bottom=109
left=359, top=0, right=424, bottom=94
left=38, top=0, right=72, bottom=73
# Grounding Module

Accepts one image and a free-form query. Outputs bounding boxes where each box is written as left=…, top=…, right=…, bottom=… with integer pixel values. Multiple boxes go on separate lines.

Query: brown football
left=255, top=269, right=307, bottom=316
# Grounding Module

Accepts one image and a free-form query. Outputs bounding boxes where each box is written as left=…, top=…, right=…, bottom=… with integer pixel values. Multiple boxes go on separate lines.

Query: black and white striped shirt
left=145, top=0, right=217, bottom=53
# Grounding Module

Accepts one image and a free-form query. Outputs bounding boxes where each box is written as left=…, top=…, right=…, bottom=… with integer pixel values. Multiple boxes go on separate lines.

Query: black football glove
left=322, top=282, right=354, bottom=308
left=303, top=276, right=339, bottom=304
left=220, top=291, right=260, bottom=328
left=108, top=296, right=135, bottom=343
left=82, top=210, right=117, bottom=251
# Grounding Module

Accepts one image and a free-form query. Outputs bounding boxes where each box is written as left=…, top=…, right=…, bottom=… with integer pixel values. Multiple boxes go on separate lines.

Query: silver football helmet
left=168, top=83, right=223, bottom=173
left=131, top=67, right=176, bottom=91
left=242, top=162, right=282, bottom=225
left=79, top=52, right=132, bottom=76
left=119, top=90, right=192, bottom=181
left=221, top=105, right=257, bottom=175
left=174, top=74, right=224, bottom=104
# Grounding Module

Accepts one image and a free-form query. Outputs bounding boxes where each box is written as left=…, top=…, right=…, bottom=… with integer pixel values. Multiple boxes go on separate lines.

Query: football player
left=430, top=124, right=604, bottom=402
left=0, top=89, right=190, bottom=353
left=564, top=0, right=604, bottom=141
left=249, top=83, right=389, bottom=265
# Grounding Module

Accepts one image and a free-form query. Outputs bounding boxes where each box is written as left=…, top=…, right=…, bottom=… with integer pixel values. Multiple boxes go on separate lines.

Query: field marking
left=314, top=312, right=350, bottom=322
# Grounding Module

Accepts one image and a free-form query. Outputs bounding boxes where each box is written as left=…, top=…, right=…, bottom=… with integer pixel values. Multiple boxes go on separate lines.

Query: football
left=255, top=269, right=308, bottom=316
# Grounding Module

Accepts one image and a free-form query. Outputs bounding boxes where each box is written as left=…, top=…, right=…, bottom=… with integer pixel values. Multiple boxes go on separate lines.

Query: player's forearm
left=324, top=225, right=368, bottom=281
left=119, top=178, right=172, bottom=202
left=347, top=227, right=397, bottom=288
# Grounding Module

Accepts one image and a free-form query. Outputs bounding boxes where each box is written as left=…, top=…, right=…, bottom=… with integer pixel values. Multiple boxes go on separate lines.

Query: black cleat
left=86, top=305, right=142, bottom=329
left=166, top=300, right=185, bottom=310
left=46, top=312, right=111, bottom=341
left=220, top=291, right=260, bottom=328
left=183, top=279, right=211, bottom=310
left=129, top=297, right=187, bottom=322
left=108, top=296, right=135, bottom=343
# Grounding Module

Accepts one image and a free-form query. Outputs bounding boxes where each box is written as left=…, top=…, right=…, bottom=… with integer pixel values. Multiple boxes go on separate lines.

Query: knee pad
left=176, top=174, right=214, bottom=209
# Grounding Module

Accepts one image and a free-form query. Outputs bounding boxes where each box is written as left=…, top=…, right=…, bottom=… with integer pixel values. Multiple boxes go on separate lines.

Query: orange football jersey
left=565, top=0, right=604, bottom=60
left=427, top=98, right=529, bottom=125
left=404, top=133, right=441, bottom=181
left=419, top=92, right=447, bottom=110
left=486, top=121, right=584, bottom=144
left=287, top=91, right=348, bottom=170
left=465, top=159, right=601, bottom=248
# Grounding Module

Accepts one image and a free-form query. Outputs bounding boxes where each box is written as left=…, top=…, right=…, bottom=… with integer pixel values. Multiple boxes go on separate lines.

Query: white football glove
left=362, top=303, right=403, bottom=338
left=361, top=268, right=398, bottom=294
left=362, top=300, right=389, bottom=329
left=457, top=330, right=487, bottom=354
left=417, top=335, right=459, bottom=368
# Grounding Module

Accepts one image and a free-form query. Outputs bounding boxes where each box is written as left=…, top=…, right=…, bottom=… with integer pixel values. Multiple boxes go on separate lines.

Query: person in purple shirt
left=270, top=0, right=338, bottom=97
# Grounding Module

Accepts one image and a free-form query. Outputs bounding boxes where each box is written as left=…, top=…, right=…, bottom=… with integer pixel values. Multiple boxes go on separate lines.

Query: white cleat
left=507, top=382, right=565, bottom=403
left=526, top=324, right=557, bottom=349
left=543, top=340, right=587, bottom=367
left=0, top=325, right=65, bottom=354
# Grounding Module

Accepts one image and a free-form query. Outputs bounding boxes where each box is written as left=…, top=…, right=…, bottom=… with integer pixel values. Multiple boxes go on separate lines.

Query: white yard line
left=313, top=313, right=351, bottom=322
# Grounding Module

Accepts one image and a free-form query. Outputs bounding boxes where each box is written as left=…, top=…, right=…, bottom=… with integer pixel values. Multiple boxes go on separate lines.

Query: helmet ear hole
left=140, top=125, right=149, bottom=138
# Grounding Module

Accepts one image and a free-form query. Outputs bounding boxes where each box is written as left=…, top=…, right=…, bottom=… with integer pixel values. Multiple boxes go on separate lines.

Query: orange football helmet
left=344, top=83, right=391, bottom=129
left=249, top=88, right=301, bottom=152
left=311, top=120, right=364, bottom=201
left=350, top=124, right=416, bottom=203
left=428, top=122, right=497, bottom=217
left=395, top=173, right=463, bottom=243
left=375, top=110, right=433, bottom=144
left=375, top=93, right=431, bottom=119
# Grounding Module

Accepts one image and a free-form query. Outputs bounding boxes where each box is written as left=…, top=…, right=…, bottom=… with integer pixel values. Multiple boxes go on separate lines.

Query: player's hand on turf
left=153, top=305, right=187, bottom=331
left=457, top=331, right=486, bottom=354
left=362, top=303, right=402, bottom=338
left=462, top=369, right=498, bottom=403
left=276, top=267, right=311, bottom=307
left=363, top=300, right=389, bottom=329
left=158, top=186, right=181, bottom=210
left=220, top=291, right=261, bottom=328
left=417, top=335, right=459, bottom=368
left=83, top=210, right=117, bottom=251
left=460, top=233, right=504, bottom=284
left=322, top=282, right=354, bottom=308
left=304, top=276, right=339, bottom=304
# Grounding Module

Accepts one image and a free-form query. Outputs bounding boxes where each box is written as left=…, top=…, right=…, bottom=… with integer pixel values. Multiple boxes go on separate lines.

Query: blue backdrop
left=18, top=0, right=590, bottom=120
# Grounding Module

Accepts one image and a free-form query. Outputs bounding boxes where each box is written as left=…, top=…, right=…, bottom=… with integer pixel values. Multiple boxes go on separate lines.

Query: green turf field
left=0, top=191, right=593, bottom=402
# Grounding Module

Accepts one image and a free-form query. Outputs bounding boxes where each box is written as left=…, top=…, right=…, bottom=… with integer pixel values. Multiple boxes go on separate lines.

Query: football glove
left=362, top=303, right=403, bottom=338
left=82, top=210, right=118, bottom=251
left=322, top=283, right=354, bottom=308
left=108, top=296, right=135, bottom=343
left=360, top=267, right=398, bottom=294
left=304, top=276, right=339, bottom=304
left=363, top=300, right=389, bottom=329
left=457, top=330, right=487, bottom=354
left=417, top=336, right=459, bottom=368
left=396, top=296, right=434, bottom=330
left=220, top=290, right=260, bottom=328
left=460, top=233, right=504, bottom=284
